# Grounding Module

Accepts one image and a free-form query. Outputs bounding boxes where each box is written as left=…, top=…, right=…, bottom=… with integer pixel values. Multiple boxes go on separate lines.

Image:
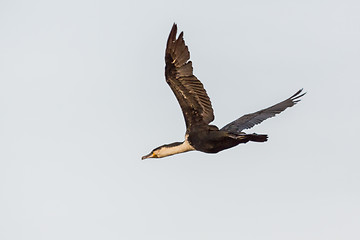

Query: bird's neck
left=157, top=140, right=195, bottom=158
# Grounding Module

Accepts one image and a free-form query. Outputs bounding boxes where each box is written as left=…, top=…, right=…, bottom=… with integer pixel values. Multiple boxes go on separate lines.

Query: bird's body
left=142, top=24, right=305, bottom=160
left=187, top=125, right=267, bottom=154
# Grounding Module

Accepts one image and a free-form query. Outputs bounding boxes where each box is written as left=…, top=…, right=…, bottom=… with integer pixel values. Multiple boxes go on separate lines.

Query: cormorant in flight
left=142, top=24, right=305, bottom=159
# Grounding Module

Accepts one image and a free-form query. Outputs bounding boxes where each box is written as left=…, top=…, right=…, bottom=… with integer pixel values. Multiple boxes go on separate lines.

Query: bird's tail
left=229, top=133, right=268, bottom=143
left=247, top=133, right=268, bottom=142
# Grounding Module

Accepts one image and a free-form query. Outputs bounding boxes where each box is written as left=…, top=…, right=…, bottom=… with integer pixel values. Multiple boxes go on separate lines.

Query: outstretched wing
left=165, top=24, right=214, bottom=129
left=221, top=89, right=305, bottom=133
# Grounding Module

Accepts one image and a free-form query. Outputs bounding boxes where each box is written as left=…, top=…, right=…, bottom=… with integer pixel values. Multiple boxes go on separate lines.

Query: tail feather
left=248, top=133, right=268, bottom=142
left=229, top=133, right=268, bottom=143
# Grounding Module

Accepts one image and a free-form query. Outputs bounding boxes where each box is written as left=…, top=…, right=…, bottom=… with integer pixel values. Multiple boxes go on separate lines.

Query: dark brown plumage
left=165, top=24, right=214, bottom=128
left=141, top=24, right=305, bottom=160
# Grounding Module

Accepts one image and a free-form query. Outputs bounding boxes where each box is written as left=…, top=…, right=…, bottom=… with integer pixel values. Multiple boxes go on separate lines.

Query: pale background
left=1, top=0, right=359, bottom=239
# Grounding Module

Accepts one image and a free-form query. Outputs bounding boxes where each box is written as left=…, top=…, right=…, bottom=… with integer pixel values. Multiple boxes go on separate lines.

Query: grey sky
left=1, top=0, right=359, bottom=239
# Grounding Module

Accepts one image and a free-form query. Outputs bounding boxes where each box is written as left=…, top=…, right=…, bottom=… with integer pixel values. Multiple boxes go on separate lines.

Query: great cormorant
left=142, top=24, right=305, bottom=160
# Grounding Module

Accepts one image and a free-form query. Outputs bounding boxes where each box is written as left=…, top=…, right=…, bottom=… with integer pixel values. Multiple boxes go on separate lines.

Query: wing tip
left=291, top=88, right=306, bottom=103
left=167, top=23, right=178, bottom=49
left=171, top=23, right=177, bottom=32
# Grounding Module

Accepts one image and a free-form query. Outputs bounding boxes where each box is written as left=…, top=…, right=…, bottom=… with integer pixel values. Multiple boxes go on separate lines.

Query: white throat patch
left=156, top=139, right=195, bottom=158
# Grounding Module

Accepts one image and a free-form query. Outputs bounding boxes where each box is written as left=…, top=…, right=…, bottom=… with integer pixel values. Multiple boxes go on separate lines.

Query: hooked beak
left=141, top=152, right=155, bottom=160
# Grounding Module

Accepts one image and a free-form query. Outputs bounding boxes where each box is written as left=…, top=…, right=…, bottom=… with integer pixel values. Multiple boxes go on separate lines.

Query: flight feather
left=165, top=24, right=214, bottom=129
left=221, top=89, right=305, bottom=133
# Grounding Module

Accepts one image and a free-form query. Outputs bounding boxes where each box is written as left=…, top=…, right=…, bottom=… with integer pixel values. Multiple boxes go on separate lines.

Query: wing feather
left=221, top=89, right=306, bottom=133
left=165, top=24, right=214, bottom=128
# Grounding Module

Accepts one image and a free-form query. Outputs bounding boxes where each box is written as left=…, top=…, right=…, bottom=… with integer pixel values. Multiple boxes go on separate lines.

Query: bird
left=141, top=24, right=305, bottom=160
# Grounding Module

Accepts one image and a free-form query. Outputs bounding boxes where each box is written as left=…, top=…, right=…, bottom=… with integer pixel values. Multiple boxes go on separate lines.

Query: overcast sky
left=1, top=0, right=360, bottom=239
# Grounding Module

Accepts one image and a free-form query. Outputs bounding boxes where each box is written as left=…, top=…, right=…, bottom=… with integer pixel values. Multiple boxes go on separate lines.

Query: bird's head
left=141, top=147, right=161, bottom=160
left=141, top=142, right=187, bottom=160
